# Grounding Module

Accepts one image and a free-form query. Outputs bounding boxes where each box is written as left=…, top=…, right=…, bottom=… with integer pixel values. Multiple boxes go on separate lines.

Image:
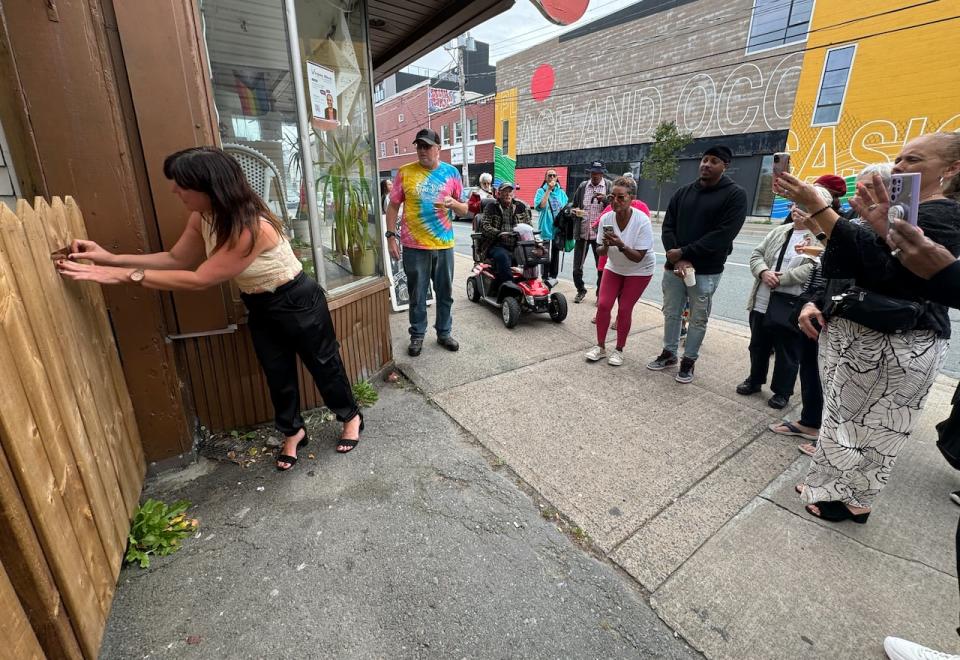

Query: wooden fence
left=0, top=198, right=145, bottom=659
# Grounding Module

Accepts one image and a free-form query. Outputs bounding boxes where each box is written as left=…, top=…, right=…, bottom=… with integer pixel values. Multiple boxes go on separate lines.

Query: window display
left=200, top=0, right=382, bottom=292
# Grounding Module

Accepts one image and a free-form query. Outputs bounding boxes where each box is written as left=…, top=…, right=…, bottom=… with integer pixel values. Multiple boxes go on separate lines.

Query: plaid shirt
left=477, top=200, right=531, bottom=259
left=578, top=180, right=608, bottom=241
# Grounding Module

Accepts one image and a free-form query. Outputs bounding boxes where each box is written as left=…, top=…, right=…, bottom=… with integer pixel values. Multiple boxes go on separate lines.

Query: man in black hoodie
left=646, top=145, right=748, bottom=383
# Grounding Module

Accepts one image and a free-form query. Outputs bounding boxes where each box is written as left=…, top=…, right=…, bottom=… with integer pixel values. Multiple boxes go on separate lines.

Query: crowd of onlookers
left=384, top=126, right=960, bottom=659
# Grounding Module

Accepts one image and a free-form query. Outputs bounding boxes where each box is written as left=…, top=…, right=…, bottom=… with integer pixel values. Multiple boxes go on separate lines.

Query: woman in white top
left=57, top=147, right=364, bottom=470
left=584, top=177, right=655, bottom=366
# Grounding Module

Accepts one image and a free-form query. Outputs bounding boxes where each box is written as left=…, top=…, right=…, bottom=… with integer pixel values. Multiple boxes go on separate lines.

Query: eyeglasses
left=613, top=194, right=631, bottom=201
left=415, top=142, right=433, bottom=150
left=547, top=173, right=557, bottom=178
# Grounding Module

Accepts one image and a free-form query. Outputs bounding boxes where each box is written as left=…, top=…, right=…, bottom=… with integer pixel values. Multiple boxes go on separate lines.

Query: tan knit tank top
left=200, top=218, right=302, bottom=293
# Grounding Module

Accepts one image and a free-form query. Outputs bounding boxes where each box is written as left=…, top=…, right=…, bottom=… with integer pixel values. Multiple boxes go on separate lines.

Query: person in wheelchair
left=476, top=181, right=531, bottom=292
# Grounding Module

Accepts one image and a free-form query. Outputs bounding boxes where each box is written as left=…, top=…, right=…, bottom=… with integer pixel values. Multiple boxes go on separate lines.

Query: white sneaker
left=584, top=345, right=606, bottom=361
left=883, top=636, right=959, bottom=660
left=608, top=349, right=624, bottom=366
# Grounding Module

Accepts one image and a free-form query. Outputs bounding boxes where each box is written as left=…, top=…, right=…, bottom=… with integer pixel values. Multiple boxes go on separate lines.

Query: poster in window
left=381, top=212, right=433, bottom=312
left=307, top=61, right=339, bottom=131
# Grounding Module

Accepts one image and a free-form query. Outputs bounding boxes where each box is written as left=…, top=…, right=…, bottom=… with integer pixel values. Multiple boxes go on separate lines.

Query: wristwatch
left=129, top=268, right=145, bottom=284
left=815, top=231, right=827, bottom=241
left=384, top=230, right=396, bottom=239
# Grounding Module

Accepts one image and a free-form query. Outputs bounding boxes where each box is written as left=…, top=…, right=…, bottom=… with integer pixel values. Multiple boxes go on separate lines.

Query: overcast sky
left=408, top=0, right=641, bottom=73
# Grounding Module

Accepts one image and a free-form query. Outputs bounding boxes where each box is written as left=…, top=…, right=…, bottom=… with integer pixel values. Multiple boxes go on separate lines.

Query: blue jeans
left=662, top=270, right=723, bottom=360
left=403, top=246, right=454, bottom=339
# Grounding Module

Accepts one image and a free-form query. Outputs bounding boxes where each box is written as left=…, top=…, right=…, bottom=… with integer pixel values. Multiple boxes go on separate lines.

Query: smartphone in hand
left=772, top=152, right=790, bottom=180
left=887, top=173, right=921, bottom=227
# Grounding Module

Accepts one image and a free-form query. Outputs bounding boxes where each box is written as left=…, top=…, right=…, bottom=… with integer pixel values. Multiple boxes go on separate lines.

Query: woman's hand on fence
left=798, top=302, right=825, bottom=340
left=69, top=239, right=114, bottom=265
left=56, top=259, right=130, bottom=285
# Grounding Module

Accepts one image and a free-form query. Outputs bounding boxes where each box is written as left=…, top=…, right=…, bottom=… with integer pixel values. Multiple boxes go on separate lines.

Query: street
left=452, top=220, right=960, bottom=378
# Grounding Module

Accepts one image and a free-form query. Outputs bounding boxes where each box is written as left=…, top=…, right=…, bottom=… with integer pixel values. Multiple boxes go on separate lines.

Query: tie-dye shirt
left=390, top=161, right=462, bottom=250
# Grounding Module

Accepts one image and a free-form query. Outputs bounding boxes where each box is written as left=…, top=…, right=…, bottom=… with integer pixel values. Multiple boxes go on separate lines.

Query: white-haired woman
left=775, top=132, right=960, bottom=524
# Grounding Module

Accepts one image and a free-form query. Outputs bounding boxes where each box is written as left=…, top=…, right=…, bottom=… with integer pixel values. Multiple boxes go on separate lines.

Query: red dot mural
left=530, top=64, right=555, bottom=102
left=529, top=0, right=590, bottom=26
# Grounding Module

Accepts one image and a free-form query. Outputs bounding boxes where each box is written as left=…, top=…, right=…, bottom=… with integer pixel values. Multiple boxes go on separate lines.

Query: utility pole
left=445, top=34, right=475, bottom=188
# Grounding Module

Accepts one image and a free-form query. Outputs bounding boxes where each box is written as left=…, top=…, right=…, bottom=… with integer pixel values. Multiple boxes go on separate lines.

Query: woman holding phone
left=583, top=177, right=654, bottom=366
left=57, top=147, right=365, bottom=470
left=533, top=169, right=568, bottom=283
left=774, top=132, right=960, bottom=523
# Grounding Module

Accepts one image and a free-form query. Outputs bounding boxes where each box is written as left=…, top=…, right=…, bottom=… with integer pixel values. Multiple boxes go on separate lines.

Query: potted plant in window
left=318, top=127, right=377, bottom=277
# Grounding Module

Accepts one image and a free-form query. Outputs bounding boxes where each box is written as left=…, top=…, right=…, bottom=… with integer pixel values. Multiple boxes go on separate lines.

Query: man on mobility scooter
left=467, top=182, right=568, bottom=327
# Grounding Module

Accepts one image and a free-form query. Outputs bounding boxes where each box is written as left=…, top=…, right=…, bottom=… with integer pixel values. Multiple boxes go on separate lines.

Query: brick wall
left=496, top=0, right=806, bottom=155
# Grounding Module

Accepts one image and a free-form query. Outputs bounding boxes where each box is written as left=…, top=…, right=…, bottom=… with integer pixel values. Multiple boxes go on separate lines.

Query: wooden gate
left=0, top=198, right=145, bottom=659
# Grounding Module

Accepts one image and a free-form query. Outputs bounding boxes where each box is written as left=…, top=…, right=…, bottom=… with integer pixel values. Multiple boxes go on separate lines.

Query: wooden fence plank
left=0, top=204, right=116, bottom=617
left=0, top=291, right=105, bottom=659
left=62, top=197, right=146, bottom=486
left=39, top=198, right=142, bottom=516
left=0, top=559, right=45, bottom=660
left=3, top=202, right=128, bottom=571
left=0, top=441, right=83, bottom=659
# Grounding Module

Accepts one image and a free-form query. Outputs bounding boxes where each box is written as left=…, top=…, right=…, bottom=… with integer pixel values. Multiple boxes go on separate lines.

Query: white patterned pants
left=801, top=317, right=948, bottom=509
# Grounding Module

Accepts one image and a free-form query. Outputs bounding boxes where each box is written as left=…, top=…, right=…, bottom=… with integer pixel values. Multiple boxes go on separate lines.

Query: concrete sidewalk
left=390, top=253, right=960, bottom=659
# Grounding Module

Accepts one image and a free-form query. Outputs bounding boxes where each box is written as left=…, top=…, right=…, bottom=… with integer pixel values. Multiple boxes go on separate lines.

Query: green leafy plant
left=352, top=379, right=379, bottom=408
left=641, top=121, right=694, bottom=217
left=125, top=499, right=198, bottom=568
left=318, top=128, right=377, bottom=275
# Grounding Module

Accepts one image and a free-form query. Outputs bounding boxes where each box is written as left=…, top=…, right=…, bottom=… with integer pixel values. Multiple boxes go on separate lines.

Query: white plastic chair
left=222, top=143, right=290, bottom=227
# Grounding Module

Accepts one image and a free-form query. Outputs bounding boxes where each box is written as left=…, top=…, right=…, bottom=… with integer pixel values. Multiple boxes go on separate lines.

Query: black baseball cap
left=413, top=129, right=440, bottom=147
left=586, top=160, right=606, bottom=173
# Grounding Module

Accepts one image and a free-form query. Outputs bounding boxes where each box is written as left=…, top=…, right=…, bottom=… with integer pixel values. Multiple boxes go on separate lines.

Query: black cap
left=586, top=160, right=606, bottom=173
left=413, top=128, right=440, bottom=147
left=703, top=145, right=733, bottom=164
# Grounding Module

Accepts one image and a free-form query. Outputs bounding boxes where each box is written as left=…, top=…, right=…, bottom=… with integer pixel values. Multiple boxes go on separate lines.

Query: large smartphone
left=772, top=152, right=791, bottom=179
left=888, top=172, right=921, bottom=226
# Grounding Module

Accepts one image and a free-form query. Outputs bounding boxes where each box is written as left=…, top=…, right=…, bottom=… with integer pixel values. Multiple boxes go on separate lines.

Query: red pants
left=596, top=270, right=652, bottom=348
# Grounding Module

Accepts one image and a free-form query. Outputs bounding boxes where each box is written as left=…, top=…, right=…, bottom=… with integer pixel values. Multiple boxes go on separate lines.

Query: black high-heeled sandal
left=276, top=433, right=309, bottom=471
left=805, top=500, right=870, bottom=524
left=336, top=413, right=364, bottom=454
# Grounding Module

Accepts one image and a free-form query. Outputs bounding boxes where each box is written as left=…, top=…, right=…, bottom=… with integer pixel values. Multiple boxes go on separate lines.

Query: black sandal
left=805, top=500, right=870, bottom=524
left=276, top=434, right=309, bottom=471
left=336, top=413, right=364, bottom=454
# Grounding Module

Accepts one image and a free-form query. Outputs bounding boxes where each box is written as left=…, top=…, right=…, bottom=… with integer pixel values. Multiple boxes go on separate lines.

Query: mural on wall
left=511, top=53, right=803, bottom=155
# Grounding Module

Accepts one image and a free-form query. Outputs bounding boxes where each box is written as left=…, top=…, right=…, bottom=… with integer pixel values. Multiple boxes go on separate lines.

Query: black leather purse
left=762, top=233, right=802, bottom=334
left=829, top=287, right=923, bottom=334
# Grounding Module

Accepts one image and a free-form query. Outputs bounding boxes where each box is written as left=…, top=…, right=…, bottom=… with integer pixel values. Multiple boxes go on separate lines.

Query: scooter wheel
left=466, top=276, right=482, bottom=303
left=548, top=293, right=568, bottom=322
left=501, top=297, right=521, bottom=328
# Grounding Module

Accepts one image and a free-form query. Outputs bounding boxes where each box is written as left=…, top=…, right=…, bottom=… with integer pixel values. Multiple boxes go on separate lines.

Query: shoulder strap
left=774, top=227, right=792, bottom=271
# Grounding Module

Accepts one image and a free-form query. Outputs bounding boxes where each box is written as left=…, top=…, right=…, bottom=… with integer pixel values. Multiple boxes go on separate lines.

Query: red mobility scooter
left=466, top=226, right=568, bottom=328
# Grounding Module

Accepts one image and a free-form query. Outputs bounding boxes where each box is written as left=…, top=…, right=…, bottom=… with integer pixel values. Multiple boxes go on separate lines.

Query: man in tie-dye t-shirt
left=385, top=128, right=468, bottom=357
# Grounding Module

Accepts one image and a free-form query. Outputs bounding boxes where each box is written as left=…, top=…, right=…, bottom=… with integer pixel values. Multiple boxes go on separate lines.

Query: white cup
left=683, top=266, right=697, bottom=287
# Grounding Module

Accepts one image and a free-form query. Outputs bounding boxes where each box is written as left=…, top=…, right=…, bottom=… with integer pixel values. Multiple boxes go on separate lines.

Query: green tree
left=641, top=121, right=694, bottom=217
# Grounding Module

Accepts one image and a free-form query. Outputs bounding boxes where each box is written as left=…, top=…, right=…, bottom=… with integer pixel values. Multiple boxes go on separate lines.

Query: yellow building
left=785, top=0, right=960, bottom=202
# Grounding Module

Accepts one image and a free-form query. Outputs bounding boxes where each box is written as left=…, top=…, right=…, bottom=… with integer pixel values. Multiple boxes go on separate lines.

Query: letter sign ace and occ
left=529, top=0, right=589, bottom=25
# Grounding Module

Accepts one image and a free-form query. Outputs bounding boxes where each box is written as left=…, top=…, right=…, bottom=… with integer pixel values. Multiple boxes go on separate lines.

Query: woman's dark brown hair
left=162, top=146, right=283, bottom=254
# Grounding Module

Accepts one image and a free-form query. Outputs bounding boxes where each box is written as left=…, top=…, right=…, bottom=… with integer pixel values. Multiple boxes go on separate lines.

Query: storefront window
left=200, top=0, right=382, bottom=293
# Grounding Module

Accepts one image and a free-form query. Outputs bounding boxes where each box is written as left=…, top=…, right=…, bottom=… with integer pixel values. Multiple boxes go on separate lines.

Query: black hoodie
left=661, top=174, right=748, bottom=275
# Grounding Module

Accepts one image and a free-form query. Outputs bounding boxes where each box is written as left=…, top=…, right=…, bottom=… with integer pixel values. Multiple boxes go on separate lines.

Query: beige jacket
left=745, top=223, right=819, bottom=312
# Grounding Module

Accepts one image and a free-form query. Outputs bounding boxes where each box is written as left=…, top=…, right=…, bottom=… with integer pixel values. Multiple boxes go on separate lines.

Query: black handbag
left=829, top=287, right=923, bottom=334
left=762, top=233, right=802, bottom=334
